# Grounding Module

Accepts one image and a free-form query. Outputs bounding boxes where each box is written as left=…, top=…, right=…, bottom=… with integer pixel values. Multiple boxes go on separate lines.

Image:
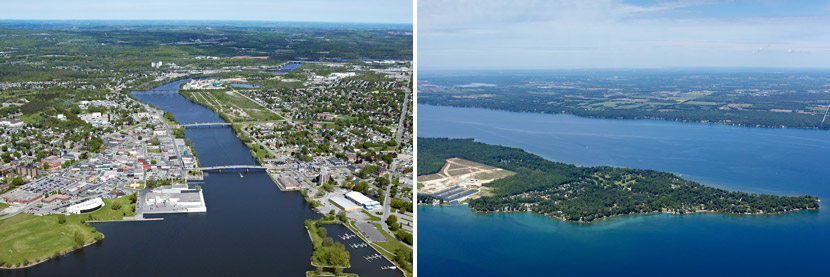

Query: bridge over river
left=198, top=165, right=270, bottom=172
left=180, top=122, right=233, bottom=128
left=132, top=89, right=180, bottom=95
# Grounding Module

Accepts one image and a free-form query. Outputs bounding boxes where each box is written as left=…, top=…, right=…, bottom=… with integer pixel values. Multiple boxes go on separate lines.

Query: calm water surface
left=418, top=104, right=830, bottom=276
left=1, top=80, right=400, bottom=277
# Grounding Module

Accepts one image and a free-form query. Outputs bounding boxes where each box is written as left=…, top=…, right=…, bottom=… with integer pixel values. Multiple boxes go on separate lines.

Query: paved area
left=355, top=221, right=387, bottom=242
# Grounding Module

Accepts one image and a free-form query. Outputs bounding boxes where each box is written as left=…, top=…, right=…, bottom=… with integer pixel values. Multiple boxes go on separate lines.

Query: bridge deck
left=198, top=165, right=270, bottom=171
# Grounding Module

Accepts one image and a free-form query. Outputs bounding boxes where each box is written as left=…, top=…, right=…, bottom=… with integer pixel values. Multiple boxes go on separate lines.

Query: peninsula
left=417, top=138, right=820, bottom=222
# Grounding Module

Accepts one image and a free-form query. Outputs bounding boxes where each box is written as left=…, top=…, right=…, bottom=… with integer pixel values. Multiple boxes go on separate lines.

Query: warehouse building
left=331, top=196, right=362, bottom=212
left=345, top=191, right=381, bottom=210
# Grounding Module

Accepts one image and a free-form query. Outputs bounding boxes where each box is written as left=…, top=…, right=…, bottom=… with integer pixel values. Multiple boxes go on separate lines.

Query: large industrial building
left=331, top=196, right=362, bottom=212
left=277, top=175, right=301, bottom=190
left=345, top=191, right=381, bottom=210
left=143, top=183, right=206, bottom=213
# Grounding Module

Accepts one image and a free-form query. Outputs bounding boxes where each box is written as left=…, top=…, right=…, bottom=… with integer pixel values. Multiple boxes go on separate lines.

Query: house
left=345, top=153, right=358, bottom=163
left=374, top=168, right=388, bottom=177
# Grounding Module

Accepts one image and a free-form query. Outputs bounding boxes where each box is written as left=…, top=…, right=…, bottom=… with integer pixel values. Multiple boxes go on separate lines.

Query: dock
left=364, top=254, right=383, bottom=262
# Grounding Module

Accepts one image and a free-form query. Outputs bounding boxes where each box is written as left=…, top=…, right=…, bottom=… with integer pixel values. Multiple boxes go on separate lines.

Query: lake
left=0, top=80, right=400, bottom=277
left=418, top=104, right=830, bottom=276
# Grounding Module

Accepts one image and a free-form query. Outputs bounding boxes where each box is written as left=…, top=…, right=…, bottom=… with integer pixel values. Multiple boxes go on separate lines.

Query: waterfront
left=418, top=104, right=830, bottom=276
left=0, top=80, right=399, bottom=277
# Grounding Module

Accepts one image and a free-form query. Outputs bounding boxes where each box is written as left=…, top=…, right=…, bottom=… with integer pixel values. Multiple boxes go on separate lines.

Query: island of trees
left=418, top=138, right=820, bottom=222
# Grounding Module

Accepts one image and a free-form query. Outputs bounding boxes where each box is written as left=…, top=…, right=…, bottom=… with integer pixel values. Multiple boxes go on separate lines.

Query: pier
left=364, top=254, right=382, bottom=262
left=339, top=233, right=357, bottom=240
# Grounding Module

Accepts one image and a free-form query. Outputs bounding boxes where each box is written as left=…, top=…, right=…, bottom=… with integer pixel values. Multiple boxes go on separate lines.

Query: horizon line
left=419, top=66, right=830, bottom=71
left=0, top=19, right=413, bottom=26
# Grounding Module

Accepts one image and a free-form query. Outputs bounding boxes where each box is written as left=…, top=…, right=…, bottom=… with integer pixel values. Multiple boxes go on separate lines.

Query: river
left=418, top=104, right=830, bottom=276
left=1, top=80, right=400, bottom=277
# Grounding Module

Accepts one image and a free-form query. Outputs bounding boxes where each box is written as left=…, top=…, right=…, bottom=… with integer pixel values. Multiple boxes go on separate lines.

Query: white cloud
left=418, top=0, right=830, bottom=69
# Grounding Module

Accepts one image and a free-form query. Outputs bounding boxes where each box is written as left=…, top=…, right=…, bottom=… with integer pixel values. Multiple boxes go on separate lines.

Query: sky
left=0, top=0, right=412, bottom=24
left=419, top=0, right=830, bottom=69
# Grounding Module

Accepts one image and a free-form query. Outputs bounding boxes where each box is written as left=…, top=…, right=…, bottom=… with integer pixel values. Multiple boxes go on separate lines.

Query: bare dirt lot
left=417, top=158, right=515, bottom=200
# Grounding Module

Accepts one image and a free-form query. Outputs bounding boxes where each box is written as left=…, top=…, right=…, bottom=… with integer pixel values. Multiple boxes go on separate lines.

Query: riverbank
left=0, top=195, right=136, bottom=269
left=179, top=87, right=282, bottom=123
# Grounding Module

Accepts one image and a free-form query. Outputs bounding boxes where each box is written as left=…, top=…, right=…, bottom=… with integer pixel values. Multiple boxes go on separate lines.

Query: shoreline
left=0, top=233, right=106, bottom=270
left=419, top=103, right=830, bottom=131
left=450, top=205, right=822, bottom=224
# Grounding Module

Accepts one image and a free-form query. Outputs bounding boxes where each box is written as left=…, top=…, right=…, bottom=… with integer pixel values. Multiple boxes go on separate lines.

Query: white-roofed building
left=345, top=191, right=381, bottom=210
left=67, top=198, right=105, bottom=214
left=331, top=196, right=362, bottom=212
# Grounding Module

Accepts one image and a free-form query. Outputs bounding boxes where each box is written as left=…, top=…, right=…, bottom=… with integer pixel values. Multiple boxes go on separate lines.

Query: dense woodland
left=418, top=138, right=820, bottom=222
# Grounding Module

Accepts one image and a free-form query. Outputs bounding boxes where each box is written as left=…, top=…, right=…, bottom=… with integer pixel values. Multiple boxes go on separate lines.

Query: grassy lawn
left=306, top=271, right=358, bottom=277
left=0, top=195, right=136, bottom=268
left=370, top=222, right=410, bottom=254
left=0, top=202, right=9, bottom=210
left=361, top=211, right=381, bottom=222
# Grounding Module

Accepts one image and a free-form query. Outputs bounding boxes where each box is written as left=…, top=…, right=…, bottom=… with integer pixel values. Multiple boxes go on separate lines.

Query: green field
left=306, top=271, right=358, bottom=277
left=0, top=195, right=136, bottom=268
left=361, top=211, right=381, bottom=222
left=181, top=89, right=282, bottom=122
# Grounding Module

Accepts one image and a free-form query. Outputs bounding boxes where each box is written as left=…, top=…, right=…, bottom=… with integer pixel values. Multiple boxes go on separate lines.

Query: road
left=377, top=161, right=412, bottom=249
left=157, top=108, right=185, bottom=169
left=394, top=79, right=411, bottom=146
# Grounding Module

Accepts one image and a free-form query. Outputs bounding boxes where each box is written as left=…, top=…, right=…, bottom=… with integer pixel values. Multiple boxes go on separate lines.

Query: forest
left=418, top=138, right=820, bottom=222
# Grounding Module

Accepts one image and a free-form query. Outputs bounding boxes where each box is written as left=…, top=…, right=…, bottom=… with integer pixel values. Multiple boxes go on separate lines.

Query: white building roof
left=331, top=196, right=360, bottom=210
left=345, top=191, right=379, bottom=206
left=68, top=198, right=104, bottom=213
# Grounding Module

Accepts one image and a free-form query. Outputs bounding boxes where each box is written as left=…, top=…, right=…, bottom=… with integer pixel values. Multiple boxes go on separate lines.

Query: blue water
left=272, top=62, right=303, bottom=73
left=418, top=104, right=830, bottom=276
left=0, top=80, right=400, bottom=277
left=230, top=83, right=260, bottom=88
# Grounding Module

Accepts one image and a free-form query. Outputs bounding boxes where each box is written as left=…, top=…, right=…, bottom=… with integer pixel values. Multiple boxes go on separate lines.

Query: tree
left=394, top=247, right=413, bottom=272
left=57, top=214, right=66, bottom=224
left=149, top=136, right=160, bottom=146
left=396, top=230, right=413, bottom=245
left=317, top=226, right=327, bottom=238
left=386, top=214, right=398, bottom=227
left=12, top=177, right=25, bottom=187
left=73, top=231, right=85, bottom=246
